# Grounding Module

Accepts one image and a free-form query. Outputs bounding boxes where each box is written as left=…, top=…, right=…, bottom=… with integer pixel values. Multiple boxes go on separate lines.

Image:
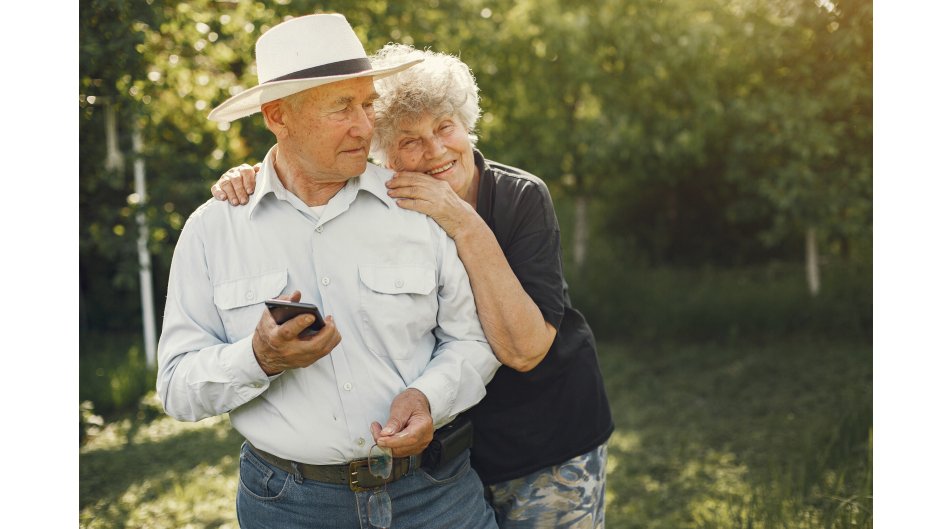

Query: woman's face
left=386, top=112, right=477, bottom=199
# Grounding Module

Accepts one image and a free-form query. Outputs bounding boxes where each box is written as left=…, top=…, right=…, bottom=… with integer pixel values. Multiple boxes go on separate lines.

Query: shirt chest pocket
left=357, top=264, right=438, bottom=359
left=213, top=270, right=288, bottom=342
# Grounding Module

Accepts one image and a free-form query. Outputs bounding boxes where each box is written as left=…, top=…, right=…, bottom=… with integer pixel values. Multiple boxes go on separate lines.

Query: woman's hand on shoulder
left=385, top=171, right=476, bottom=238
left=211, top=163, right=260, bottom=205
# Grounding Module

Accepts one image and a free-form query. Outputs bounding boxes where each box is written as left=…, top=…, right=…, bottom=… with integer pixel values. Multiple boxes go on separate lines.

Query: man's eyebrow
left=332, top=95, right=355, bottom=106
left=331, top=93, right=378, bottom=106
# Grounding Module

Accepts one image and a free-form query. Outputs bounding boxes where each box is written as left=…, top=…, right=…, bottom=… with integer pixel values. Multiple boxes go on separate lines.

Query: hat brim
left=207, top=59, right=422, bottom=123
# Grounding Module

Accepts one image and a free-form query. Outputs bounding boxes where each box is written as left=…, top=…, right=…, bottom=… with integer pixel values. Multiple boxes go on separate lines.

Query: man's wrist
left=404, top=388, right=431, bottom=413
left=251, top=334, right=283, bottom=376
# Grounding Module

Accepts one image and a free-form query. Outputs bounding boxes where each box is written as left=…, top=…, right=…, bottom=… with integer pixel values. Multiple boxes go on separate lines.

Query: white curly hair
left=368, top=43, right=481, bottom=164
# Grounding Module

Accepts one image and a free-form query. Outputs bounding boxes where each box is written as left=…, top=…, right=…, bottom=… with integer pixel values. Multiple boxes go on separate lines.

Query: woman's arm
left=386, top=172, right=556, bottom=372
left=452, top=210, right=557, bottom=372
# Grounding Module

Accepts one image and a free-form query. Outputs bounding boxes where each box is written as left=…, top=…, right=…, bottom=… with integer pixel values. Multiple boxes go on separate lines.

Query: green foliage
left=79, top=332, right=157, bottom=416
left=719, top=0, right=874, bottom=255
left=571, top=253, right=872, bottom=342
left=564, top=192, right=871, bottom=342
left=584, top=0, right=873, bottom=266
left=79, top=0, right=872, bottom=335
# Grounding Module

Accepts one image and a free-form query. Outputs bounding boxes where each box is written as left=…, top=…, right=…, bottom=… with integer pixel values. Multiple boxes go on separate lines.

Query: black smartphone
left=265, top=299, right=326, bottom=337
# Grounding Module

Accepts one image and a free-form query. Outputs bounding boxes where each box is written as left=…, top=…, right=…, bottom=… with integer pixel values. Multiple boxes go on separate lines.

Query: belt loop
left=290, top=461, right=304, bottom=484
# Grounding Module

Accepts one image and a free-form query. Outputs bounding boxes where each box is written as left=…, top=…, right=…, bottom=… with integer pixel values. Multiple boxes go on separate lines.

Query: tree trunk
left=104, top=101, right=124, bottom=173
left=573, top=195, right=589, bottom=271
left=806, top=226, right=820, bottom=297
left=133, top=124, right=158, bottom=369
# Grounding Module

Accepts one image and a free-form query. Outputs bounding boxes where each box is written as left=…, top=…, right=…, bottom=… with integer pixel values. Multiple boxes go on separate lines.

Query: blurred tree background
left=80, top=0, right=872, bottom=527
left=80, top=0, right=871, bottom=340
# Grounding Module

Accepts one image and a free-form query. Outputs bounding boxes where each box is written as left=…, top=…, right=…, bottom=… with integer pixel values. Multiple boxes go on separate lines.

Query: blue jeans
left=236, top=441, right=498, bottom=529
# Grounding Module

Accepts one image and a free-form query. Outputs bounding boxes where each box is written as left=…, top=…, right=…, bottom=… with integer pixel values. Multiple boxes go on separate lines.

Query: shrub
left=79, top=332, right=157, bottom=417
left=570, top=257, right=871, bottom=343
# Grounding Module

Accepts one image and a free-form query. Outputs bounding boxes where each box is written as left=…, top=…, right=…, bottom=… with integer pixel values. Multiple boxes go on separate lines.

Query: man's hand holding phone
left=251, top=290, right=341, bottom=376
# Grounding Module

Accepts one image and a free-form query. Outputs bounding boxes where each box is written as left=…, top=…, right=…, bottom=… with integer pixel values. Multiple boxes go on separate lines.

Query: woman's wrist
left=448, top=205, right=486, bottom=243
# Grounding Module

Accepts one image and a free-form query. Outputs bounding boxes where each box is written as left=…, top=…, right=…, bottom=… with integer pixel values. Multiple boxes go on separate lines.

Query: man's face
left=386, top=113, right=477, bottom=199
left=281, top=77, right=378, bottom=181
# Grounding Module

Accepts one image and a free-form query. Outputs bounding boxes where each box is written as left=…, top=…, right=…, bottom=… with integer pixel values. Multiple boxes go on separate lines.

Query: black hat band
left=264, top=58, right=373, bottom=84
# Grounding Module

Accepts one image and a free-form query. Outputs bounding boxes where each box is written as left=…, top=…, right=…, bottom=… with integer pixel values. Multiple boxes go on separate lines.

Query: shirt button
left=343, top=382, right=353, bottom=391
left=356, top=437, right=366, bottom=446
left=394, top=279, right=405, bottom=289
left=316, top=225, right=324, bottom=234
left=322, top=277, right=330, bottom=286
left=251, top=382, right=263, bottom=389
left=245, top=290, right=255, bottom=300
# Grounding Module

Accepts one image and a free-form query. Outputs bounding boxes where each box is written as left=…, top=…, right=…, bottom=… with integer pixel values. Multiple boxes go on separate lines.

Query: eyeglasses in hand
left=367, top=444, right=393, bottom=528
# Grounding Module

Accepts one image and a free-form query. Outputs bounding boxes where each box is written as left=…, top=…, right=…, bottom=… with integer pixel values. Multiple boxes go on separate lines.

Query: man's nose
left=350, top=108, right=373, bottom=138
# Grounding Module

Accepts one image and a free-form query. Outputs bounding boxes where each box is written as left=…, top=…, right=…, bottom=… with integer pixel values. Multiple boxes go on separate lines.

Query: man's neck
left=272, top=147, right=350, bottom=206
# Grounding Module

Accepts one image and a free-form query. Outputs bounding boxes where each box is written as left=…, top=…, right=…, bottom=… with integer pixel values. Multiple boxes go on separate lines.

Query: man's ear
left=261, top=100, right=288, bottom=138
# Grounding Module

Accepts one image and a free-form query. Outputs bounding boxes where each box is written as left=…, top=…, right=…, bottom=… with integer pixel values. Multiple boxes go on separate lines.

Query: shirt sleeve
left=408, top=223, right=501, bottom=427
left=156, top=215, right=274, bottom=422
left=502, top=183, right=566, bottom=329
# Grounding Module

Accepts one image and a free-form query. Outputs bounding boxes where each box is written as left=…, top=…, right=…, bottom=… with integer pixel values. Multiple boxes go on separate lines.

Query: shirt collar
left=474, top=148, right=493, bottom=220
left=352, top=164, right=394, bottom=208
left=247, top=146, right=393, bottom=219
left=246, top=146, right=287, bottom=218
left=473, top=148, right=487, bottom=176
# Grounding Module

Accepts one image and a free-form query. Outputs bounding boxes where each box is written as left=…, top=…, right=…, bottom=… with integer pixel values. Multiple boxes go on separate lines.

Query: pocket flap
left=213, top=269, right=288, bottom=310
left=358, top=265, right=436, bottom=295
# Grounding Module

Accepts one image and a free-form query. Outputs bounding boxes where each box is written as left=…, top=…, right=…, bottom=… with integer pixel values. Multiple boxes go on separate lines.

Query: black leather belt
left=247, top=443, right=421, bottom=492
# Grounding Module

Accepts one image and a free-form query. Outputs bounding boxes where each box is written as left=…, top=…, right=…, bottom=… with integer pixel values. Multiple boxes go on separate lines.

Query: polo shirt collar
left=474, top=148, right=494, bottom=222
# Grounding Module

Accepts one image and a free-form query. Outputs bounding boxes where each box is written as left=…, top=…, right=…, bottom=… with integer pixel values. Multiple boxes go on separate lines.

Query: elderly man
left=156, top=14, right=500, bottom=529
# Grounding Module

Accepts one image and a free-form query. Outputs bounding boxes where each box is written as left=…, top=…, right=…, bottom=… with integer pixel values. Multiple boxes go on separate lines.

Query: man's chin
left=344, top=158, right=369, bottom=176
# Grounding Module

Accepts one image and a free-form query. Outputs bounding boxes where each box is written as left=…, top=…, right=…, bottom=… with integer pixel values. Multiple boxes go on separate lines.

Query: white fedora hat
left=208, top=14, right=421, bottom=123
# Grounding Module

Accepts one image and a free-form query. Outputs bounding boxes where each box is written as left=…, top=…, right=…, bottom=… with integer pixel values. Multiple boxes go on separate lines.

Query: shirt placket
left=313, top=203, right=371, bottom=461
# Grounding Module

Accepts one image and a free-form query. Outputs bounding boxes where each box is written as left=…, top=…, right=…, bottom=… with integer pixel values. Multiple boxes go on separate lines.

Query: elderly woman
left=212, top=44, right=614, bottom=528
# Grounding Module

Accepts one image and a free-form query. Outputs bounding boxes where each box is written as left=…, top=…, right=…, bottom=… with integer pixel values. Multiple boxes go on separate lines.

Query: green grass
left=79, top=336, right=871, bottom=528
left=80, top=400, right=243, bottom=529
left=601, top=337, right=872, bottom=528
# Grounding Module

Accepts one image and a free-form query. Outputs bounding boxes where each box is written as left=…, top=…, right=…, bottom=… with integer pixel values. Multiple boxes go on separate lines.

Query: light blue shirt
left=157, top=147, right=500, bottom=464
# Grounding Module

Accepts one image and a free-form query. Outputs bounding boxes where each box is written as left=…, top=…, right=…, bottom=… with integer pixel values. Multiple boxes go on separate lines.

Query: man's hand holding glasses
left=371, top=388, right=434, bottom=457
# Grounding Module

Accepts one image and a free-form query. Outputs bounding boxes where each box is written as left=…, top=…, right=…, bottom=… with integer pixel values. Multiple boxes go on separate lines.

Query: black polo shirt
left=465, top=150, right=614, bottom=485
